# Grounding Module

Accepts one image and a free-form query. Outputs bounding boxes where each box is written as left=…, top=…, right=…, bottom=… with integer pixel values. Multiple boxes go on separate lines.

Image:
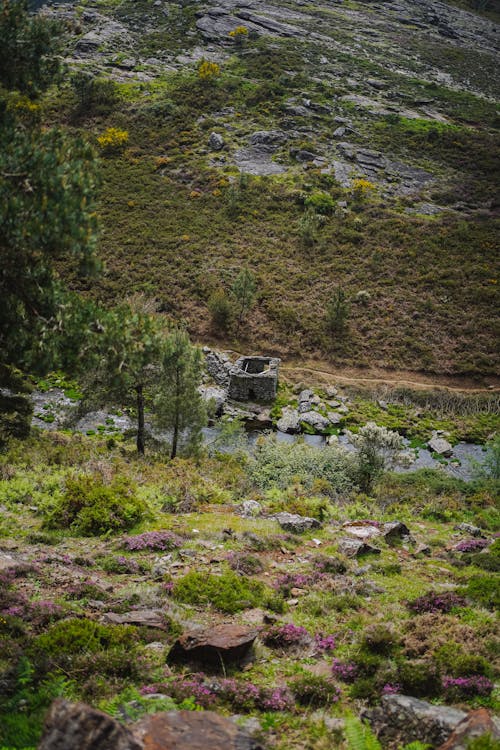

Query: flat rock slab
left=338, top=537, right=381, bottom=557
left=276, top=407, right=300, bottom=434
left=274, top=512, right=321, bottom=534
left=343, top=521, right=381, bottom=539
left=428, top=436, right=454, bottom=457
left=167, top=624, right=258, bottom=670
left=133, top=710, right=260, bottom=750
left=102, top=610, right=168, bottom=630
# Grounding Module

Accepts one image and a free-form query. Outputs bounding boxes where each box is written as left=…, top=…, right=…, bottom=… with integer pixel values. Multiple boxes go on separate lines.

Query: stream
left=30, top=388, right=488, bottom=482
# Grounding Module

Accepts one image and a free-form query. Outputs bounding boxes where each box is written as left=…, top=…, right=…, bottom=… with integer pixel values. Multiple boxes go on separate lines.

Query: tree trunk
left=170, top=367, right=180, bottom=459
left=136, top=384, right=145, bottom=455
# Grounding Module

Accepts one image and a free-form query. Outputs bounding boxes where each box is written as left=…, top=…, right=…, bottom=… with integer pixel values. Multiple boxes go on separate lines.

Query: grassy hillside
left=39, top=0, right=499, bottom=377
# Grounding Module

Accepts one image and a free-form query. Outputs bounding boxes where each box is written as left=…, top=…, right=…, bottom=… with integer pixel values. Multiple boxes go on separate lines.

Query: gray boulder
left=208, top=132, right=225, bottom=151
left=300, top=411, right=330, bottom=433
left=274, top=512, right=321, bottom=534
left=454, top=522, right=484, bottom=538
left=277, top=408, right=300, bottom=434
left=240, top=500, right=262, bottom=518
left=429, top=435, right=453, bottom=457
left=249, top=130, right=287, bottom=146
left=363, top=694, right=467, bottom=748
left=338, top=538, right=381, bottom=557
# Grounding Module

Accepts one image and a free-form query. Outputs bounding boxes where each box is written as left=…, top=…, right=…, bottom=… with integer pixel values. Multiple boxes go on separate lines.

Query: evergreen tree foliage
left=231, top=267, right=257, bottom=334
left=155, top=328, right=207, bottom=459
left=0, top=0, right=99, bottom=380
left=83, top=307, right=164, bottom=455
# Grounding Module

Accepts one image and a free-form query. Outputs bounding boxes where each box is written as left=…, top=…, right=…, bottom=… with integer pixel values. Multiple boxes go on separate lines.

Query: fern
left=344, top=717, right=382, bottom=750
left=402, top=743, right=432, bottom=750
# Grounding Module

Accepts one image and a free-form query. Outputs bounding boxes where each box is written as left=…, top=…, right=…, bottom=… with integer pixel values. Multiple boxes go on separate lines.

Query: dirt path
left=199, top=340, right=500, bottom=393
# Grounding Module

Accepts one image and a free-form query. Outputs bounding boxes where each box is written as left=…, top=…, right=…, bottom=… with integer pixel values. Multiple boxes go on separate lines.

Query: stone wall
left=228, top=357, right=279, bottom=402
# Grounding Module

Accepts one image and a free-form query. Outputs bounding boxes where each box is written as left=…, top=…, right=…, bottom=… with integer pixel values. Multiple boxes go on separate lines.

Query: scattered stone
left=300, top=411, right=330, bottom=433
left=414, top=544, right=431, bottom=556
left=363, top=695, right=467, bottom=748
left=382, top=521, right=411, bottom=543
left=102, top=610, right=168, bottom=630
left=338, top=538, right=381, bottom=557
left=0, top=552, right=25, bottom=572
left=327, top=412, right=342, bottom=425
left=429, top=434, right=454, bottom=457
left=249, top=130, right=287, bottom=146
left=454, top=523, right=484, bottom=538
left=199, top=385, right=227, bottom=416
left=240, top=500, right=262, bottom=518
left=343, top=521, right=381, bottom=539
left=152, top=555, right=173, bottom=577
left=38, top=698, right=140, bottom=750
left=274, top=512, right=321, bottom=534
left=437, top=709, right=500, bottom=750
left=208, top=132, right=225, bottom=151
left=132, top=710, right=260, bottom=750
left=167, top=625, right=258, bottom=670
left=277, top=407, right=300, bottom=434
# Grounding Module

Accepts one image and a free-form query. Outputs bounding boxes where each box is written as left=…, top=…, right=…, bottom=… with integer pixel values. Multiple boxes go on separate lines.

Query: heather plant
left=314, top=633, right=337, bottom=652
left=454, top=539, right=489, bottom=553
left=442, top=675, right=494, bottom=700
left=290, top=673, right=341, bottom=708
left=407, top=591, right=467, bottom=614
left=43, top=474, right=146, bottom=535
left=263, top=623, right=311, bottom=649
left=122, top=531, right=184, bottom=552
left=226, top=551, right=264, bottom=575
left=331, top=659, right=359, bottom=683
left=259, top=686, right=294, bottom=711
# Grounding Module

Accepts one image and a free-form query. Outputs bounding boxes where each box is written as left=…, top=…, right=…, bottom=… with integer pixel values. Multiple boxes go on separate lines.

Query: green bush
left=397, top=659, right=442, bottom=698
left=434, top=642, right=491, bottom=678
left=304, top=190, right=335, bottom=215
left=290, top=673, right=341, bottom=707
left=249, top=436, right=357, bottom=497
left=34, top=618, right=137, bottom=656
left=172, top=569, right=266, bottom=613
left=462, top=575, right=500, bottom=610
left=361, top=624, right=400, bottom=656
left=43, top=474, right=146, bottom=535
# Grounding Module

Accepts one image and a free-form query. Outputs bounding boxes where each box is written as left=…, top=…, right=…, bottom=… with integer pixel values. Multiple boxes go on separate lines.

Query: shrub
left=462, top=575, right=500, bottom=610
left=172, top=569, right=266, bottom=613
left=313, top=554, right=347, bottom=574
left=44, top=474, right=146, bottom=535
left=227, top=552, right=263, bottom=575
left=397, top=659, right=442, bottom=698
left=326, top=287, right=350, bottom=334
left=249, top=436, right=357, bottom=497
left=198, top=60, right=220, bottom=80
left=34, top=618, right=137, bottom=656
left=71, top=72, right=118, bottom=116
left=290, top=673, right=341, bottom=707
left=263, top=623, right=310, bottom=649
left=349, top=422, right=406, bottom=494
left=122, top=531, right=183, bottom=551
left=97, top=127, right=129, bottom=153
left=208, top=288, right=234, bottom=332
left=407, top=590, right=467, bottom=614
left=442, top=675, right=494, bottom=700
left=361, top=624, right=399, bottom=656
left=352, top=178, right=375, bottom=199
left=331, top=659, right=358, bottom=683
left=467, top=552, right=500, bottom=572
left=304, top=190, right=335, bottom=215
left=454, top=539, right=489, bottom=553
left=434, top=642, right=491, bottom=678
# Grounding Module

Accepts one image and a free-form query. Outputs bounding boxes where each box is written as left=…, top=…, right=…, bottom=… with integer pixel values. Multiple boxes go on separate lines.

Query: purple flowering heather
left=382, top=683, right=401, bottom=695
left=442, top=675, right=494, bottom=698
left=122, top=531, right=184, bottom=552
left=315, top=633, right=336, bottom=652
left=264, top=623, right=311, bottom=648
left=454, top=539, right=489, bottom=553
left=331, top=659, right=358, bottom=683
left=259, top=687, right=294, bottom=711
left=407, top=590, right=467, bottom=614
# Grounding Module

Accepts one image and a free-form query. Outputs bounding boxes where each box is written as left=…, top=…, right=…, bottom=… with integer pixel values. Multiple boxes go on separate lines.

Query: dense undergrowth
left=0, top=430, right=498, bottom=748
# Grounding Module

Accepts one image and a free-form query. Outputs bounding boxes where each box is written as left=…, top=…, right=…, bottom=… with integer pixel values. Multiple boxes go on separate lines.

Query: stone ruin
left=228, top=356, right=279, bottom=402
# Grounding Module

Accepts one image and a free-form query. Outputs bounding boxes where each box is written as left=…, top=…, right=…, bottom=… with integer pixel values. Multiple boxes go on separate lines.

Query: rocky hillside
left=42, top=0, right=499, bottom=376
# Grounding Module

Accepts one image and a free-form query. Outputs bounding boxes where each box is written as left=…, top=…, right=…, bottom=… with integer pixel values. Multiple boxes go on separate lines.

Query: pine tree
left=155, top=329, right=207, bottom=460
left=231, top=268, right=257, bottom=334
